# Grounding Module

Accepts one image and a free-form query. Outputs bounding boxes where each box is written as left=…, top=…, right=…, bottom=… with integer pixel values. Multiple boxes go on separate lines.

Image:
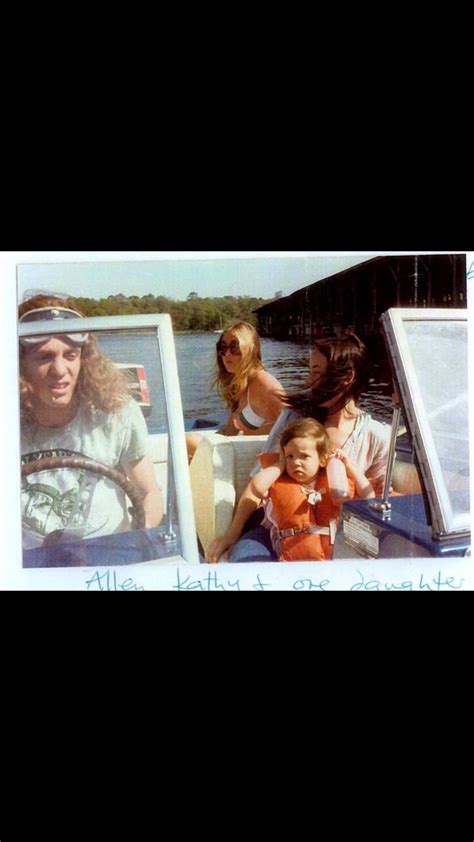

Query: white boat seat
left=149, top=429, right=225, bottom=519
left=189, top=434, right=268, bottom=555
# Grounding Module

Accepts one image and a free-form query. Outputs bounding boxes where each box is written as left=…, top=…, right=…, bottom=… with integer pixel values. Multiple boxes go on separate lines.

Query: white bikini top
left=233, top=388, right=268, bottom=432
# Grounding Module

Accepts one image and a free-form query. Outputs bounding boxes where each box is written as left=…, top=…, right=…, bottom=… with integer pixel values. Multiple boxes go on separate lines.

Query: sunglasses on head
left=19, top=306, right=89, bottom=345
left=217, top=340, right=241, bottom=356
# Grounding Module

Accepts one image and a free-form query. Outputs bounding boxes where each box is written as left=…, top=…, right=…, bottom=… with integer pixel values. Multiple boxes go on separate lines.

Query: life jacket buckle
left=279, top=524, right=331, bottom=539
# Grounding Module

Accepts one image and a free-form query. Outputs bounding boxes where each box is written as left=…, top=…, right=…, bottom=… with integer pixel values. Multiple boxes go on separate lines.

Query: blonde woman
left=19, top=293, right=163, bottom=550
left=186, top=321, right=285, bottom=461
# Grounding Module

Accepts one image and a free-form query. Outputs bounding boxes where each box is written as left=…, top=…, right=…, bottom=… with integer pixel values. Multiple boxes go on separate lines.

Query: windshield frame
left=380, top=307, right=470, bottom=540
left=19, top=312, right=201, bottom=566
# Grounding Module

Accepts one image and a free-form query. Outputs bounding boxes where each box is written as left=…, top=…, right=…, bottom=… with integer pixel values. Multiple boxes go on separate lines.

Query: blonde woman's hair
left=280, top=417, right=331, bottom=460
left=19, top=293, right=132, bottom=431
left=211, top=321, right=264, bottom=411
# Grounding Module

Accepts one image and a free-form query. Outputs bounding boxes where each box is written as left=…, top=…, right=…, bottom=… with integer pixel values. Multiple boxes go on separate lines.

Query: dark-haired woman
left=205, top=333, right=390, bottom=563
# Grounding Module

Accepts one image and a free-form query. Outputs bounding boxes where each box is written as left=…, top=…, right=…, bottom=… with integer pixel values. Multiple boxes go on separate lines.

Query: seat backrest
left=189, top=434, right=268, bottom=554
left=148, top=428, right=227, bottom=507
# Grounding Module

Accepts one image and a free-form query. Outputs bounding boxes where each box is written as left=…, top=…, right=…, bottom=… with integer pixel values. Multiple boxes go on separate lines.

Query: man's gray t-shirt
left=21, top=399, right=149, bottom=548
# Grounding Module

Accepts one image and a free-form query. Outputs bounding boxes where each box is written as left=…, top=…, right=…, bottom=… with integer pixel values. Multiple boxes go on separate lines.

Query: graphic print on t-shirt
left=21, top=449, right=110, bottom=542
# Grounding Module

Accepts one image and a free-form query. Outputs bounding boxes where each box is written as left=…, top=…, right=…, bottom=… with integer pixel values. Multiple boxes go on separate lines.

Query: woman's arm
left=126, top=454, right=164, bottom=527
left=205, top=482, right=262, bottom=563
left=334, top=449, right=375, bottom=499
left=364, top=421, right=391, bottom=495
left=217, top=411, right=237, bottom=436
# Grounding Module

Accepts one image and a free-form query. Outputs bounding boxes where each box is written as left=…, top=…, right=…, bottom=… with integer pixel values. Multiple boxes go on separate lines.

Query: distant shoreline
left=174, top=330, right=219, bottom=335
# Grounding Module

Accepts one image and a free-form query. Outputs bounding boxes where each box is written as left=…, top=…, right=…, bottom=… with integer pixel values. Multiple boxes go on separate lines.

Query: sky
left=16, top=252, right=386, bottom=302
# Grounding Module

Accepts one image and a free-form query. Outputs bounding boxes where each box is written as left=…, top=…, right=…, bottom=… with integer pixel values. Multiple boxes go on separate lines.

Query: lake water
left=99, top=331, right=395, bottom=432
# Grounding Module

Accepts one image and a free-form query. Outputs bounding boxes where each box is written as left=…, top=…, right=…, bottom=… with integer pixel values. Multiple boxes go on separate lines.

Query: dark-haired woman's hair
left=285, top=333, right=370, bottom=422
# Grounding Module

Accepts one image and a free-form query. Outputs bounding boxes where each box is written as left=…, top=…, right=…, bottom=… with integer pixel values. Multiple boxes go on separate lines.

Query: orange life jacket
left=259, top=452, right=355, bottom=562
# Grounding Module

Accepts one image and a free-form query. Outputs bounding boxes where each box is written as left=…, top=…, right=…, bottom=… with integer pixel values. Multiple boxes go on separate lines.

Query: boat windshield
left=381, top=308, right=470, bottom=538
left=19, top=314, right=200, bottom=567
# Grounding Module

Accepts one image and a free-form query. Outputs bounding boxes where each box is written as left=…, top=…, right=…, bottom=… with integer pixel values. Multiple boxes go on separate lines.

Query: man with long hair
left=19, top=293, right=163, bottom=550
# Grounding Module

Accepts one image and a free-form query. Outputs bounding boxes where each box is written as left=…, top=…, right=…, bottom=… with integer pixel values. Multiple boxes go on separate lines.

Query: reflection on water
left=99, top=332, right=395, bottom=432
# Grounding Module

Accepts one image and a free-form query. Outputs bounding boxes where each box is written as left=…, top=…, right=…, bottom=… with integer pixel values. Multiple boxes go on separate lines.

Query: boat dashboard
left=333, top=307, right=470, bottom=559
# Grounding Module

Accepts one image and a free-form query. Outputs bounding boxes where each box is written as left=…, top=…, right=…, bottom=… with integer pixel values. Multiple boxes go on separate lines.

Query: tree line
left=67, top=292, right=271, bottom=331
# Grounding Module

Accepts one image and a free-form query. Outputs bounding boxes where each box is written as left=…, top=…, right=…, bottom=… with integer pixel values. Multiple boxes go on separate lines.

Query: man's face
left=22, top=337, right=82, bottom=413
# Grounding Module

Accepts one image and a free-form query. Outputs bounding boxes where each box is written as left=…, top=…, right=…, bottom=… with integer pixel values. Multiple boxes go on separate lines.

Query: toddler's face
left=283, top=437, right=323, bottom=484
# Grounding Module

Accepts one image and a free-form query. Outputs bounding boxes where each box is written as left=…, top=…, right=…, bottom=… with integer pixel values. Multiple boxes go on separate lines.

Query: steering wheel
left=22, top=455, right=146, bottom=544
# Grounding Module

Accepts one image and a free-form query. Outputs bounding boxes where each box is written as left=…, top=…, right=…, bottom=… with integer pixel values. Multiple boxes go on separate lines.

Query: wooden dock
left=254, top=255, right=467, bottom=341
